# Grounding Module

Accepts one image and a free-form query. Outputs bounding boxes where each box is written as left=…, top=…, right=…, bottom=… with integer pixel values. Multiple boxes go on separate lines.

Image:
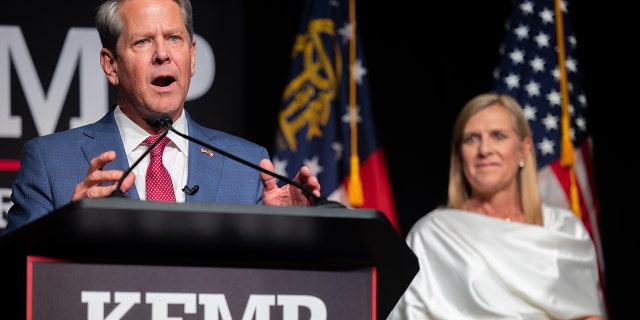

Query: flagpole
left=348, top=0, right=364, bottom=206
left=553, top=0, right=581, bottom=218
left=554, top=2, right=608, bottom=314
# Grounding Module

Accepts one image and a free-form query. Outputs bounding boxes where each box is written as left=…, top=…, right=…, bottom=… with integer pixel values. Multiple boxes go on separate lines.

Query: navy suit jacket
left=3, top=109, right=269, bottom=235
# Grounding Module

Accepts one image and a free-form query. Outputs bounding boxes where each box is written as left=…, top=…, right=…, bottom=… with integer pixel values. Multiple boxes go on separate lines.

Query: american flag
left=272, top=0, right=399, bottom=232
left=493, top=0, right=604, bottom=285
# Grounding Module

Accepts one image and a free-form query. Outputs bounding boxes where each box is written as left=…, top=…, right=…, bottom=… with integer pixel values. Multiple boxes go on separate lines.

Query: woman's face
left=460, top=104, right=530, bottom=198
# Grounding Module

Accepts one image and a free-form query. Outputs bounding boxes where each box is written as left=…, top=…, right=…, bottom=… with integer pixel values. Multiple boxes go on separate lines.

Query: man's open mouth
left=152, top=76, right=175, bottom=87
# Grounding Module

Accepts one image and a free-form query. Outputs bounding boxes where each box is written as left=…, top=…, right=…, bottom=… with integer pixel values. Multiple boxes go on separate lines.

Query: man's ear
left=100, top=48, right=119, bottom=86
left=190, top=38, right=196, bottom=77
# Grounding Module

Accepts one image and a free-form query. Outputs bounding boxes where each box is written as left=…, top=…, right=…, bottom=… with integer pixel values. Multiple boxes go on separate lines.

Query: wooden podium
left=0, top=198, right=418, bottom=319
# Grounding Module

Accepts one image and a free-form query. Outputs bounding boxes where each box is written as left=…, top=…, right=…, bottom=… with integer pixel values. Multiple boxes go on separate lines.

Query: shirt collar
left=114, top=106, right=189, bottom=156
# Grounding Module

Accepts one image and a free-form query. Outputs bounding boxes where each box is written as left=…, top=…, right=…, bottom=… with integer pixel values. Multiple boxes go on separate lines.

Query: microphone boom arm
left=160, top=121, right=342, bottom=207
left=168, top=126, right=323, bottom=203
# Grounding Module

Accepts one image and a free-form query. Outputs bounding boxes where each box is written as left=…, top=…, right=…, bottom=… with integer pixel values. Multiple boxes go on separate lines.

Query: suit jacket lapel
left=80, top=110, right=140, bottom=199
left=184, top=115, right=224, bottom=203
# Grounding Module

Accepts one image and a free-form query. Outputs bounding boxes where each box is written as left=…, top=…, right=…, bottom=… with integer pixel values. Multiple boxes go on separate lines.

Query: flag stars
left=525, top=80, right=542, bottom=97
left=513, top=25, right=529, bottom=41
left=551, top=67, right=560, bottom=81
left=508, top=48, right=525, bottom=65
left=565, top=56, right=578, bottom=73
left=519, top=0, right=534, bottom=16
left=332, top=142, right=344, bottom=160
left=539, top=7, right=554, bottom=25
left=569, top=127, right=576, bottom=142
left=575, top=116, right=587, bottom=132
left=303, top=155, right=323, bottom=177
left=534, top=31, right=550, bottom=49
left=272, top=157, right=289, bottom=179
left=537, top=137, right=555, bottom=156
left=568, top=35, right=577, bottom=48
left=522, top=104, right=538, bottom=122
left=338, top=23, right=352, bottom=45
left=577, top=94, right=587, bottom=107
left=498, top=42, right=506, bottom=56
left=529, top=56, right=546, bottom=73
left=342, top=106, right=362, bottom=123
left=542, top=112, right=559, bottom=131
left=352, top=59, right=367, bottom=84
left=546, top=90, right=561, bottom=106
left=493, top=66, right=501, bottom=80
left=559, top=0, right=568, bottom=13
left=504, top=73, right=520, bottom=90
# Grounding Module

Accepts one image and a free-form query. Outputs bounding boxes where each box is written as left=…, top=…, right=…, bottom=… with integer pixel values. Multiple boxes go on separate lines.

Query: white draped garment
left=387, top=204, right=604, bottom=320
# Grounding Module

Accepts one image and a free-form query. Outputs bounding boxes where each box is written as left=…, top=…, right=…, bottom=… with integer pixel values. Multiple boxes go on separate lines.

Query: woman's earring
left=519, top=161, right=525, bottom=168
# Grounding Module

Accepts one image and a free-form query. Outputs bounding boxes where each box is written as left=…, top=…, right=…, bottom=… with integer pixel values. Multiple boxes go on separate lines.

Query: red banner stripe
left=0, top=159, right=20, bottom=171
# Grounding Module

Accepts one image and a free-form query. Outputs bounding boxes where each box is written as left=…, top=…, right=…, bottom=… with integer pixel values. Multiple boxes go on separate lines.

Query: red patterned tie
left=144, top=135, right=176, bottom=202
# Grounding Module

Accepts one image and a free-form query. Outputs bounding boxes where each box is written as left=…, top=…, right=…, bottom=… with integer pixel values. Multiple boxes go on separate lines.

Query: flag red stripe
left=549, top=160, right=590, bottom=223
left=578, top=139, right=599, bottom=214
left=345, top=147, right=400, bottom=233
left=548, top=145, right=605, bottom=285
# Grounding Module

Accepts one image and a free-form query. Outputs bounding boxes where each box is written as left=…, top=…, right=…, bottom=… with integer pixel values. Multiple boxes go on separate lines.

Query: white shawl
left=387, top=204, right=604, bottom=320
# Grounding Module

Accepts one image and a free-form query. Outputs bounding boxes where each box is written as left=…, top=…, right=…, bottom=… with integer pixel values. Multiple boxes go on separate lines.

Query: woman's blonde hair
left=447, top=92, right=542, bottom=225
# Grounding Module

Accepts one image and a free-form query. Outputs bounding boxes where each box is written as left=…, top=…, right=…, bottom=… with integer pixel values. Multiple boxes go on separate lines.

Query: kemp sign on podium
left=29, top=257, right=373, bottom=319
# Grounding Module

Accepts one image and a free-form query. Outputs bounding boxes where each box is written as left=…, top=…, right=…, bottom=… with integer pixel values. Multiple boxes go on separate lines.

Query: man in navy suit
left=2, top=0, right=321, bottom=235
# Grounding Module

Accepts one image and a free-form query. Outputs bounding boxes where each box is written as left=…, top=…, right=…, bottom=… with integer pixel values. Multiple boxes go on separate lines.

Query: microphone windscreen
left=160, top=114, right=173, bottom=126
left=145, top=114, right=173, bottom=128
left=145, top=115, right=163, bottom=128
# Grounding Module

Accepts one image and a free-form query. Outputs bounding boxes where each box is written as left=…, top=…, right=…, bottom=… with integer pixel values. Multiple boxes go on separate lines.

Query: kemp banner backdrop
left=0, top=1, right=245, bottom=231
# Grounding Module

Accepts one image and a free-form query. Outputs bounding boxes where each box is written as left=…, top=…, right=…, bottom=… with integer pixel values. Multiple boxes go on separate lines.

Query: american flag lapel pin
left=200, top=148, right=214, bottom=157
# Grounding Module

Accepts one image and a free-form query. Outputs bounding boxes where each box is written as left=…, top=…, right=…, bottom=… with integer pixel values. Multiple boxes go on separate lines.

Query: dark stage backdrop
left=0, top=0, right=633, bottom=317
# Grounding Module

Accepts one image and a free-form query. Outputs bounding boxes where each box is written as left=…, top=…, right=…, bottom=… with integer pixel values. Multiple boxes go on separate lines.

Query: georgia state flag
left=272, top=0, right=399, bottom=232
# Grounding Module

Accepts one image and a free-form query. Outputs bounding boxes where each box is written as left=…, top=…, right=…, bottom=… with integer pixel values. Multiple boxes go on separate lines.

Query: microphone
left=182, top=184, right=199, bottom=195
left=109, top=114, right=171, bottom=198
left=149, top=114, right=344, bottom=208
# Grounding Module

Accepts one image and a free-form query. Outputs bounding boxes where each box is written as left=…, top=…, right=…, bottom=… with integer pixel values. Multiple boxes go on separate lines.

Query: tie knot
left=144, top=135, right=171, bottom=156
